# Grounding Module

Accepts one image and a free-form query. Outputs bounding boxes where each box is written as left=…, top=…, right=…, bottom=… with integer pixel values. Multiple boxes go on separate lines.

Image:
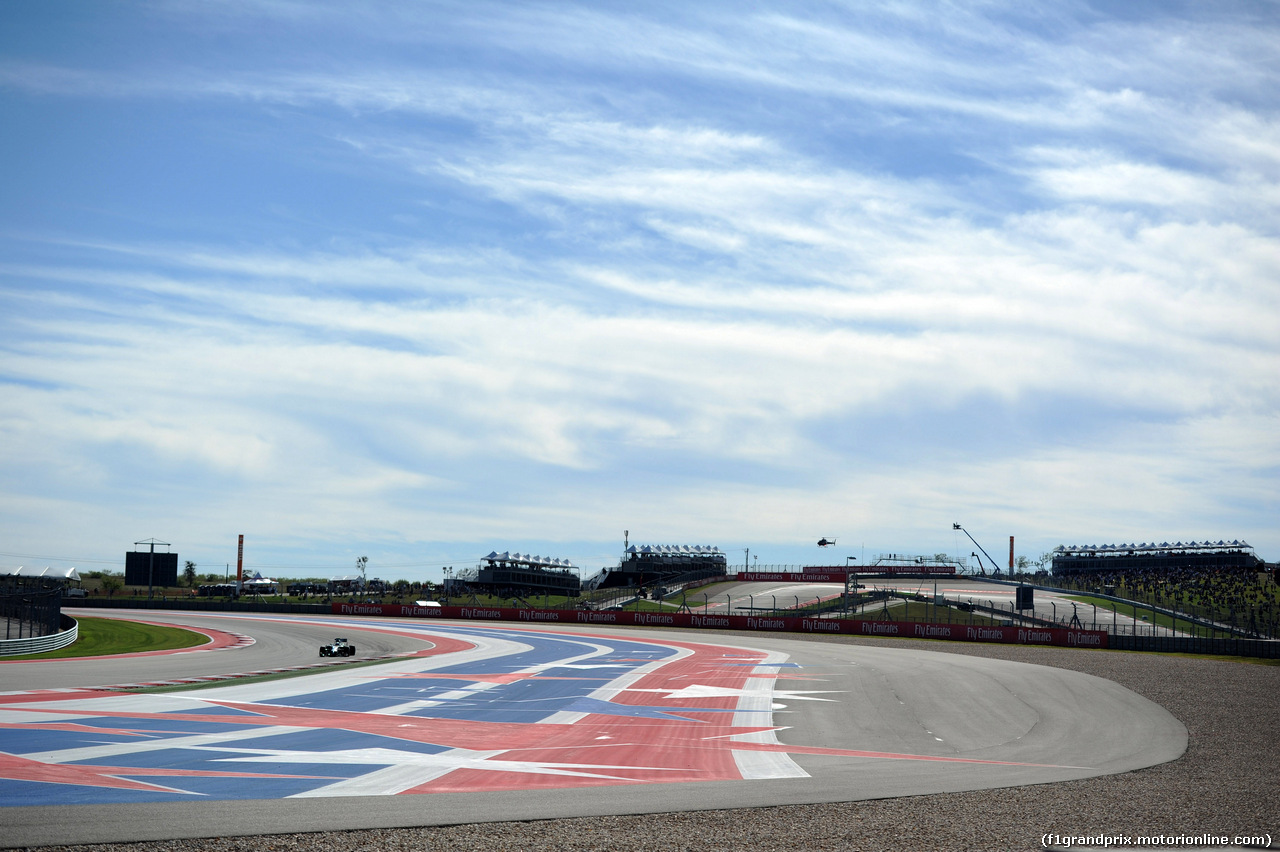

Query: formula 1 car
left=319, top=637, right=356, bottom=657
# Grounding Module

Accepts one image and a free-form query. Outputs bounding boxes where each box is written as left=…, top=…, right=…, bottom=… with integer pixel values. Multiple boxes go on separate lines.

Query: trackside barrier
left=979, top=577, right=1268, bottom=640
left=70, top=598, right=329, bottom=615
left=738, top=568, right=956, bottom=582
left=330, top=603, right=1109, bottom=649
left=1109, top=633, right=1280, bottom=658
left=0, top=615, right=78, bottom=657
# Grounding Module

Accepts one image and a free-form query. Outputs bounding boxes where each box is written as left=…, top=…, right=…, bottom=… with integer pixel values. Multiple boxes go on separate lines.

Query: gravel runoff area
left=22, top=633, right=1280, bottom=852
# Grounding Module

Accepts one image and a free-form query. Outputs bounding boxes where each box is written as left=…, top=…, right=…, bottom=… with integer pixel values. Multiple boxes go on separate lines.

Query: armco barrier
left=0, top=615, right=78, bottom=657
left=1110, top=633, right=1280, bottom=658
left=330, top=602, right=1109, bottom=649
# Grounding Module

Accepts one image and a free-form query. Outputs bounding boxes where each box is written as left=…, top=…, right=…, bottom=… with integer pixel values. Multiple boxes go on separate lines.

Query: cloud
left=0, top=0, right=1277, bottom=572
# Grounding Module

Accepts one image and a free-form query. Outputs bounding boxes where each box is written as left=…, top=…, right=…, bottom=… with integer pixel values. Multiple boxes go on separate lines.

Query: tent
left=1, top=565, right=81, bottom=582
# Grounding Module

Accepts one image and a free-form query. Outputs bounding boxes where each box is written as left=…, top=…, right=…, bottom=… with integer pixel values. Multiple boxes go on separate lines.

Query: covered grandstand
left=596, top=544, right=728, bottom=591
left=451, top=551, right=581, bottom=598
left=1051, top=540, right=1263, bottom=576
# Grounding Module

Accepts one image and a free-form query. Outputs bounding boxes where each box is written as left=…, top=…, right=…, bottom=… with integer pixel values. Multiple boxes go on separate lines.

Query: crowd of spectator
left=1051, top=564, right=1278, bottom=638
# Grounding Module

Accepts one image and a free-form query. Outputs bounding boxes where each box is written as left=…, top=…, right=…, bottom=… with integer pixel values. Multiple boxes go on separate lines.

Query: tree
left=183, top=561, right=197, bottom=588
left=101, top=574, right=123, bottom=597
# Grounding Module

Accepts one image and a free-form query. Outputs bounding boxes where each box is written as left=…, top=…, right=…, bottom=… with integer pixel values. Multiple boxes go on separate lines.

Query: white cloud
left=1, top=0, right=1277, bottom=571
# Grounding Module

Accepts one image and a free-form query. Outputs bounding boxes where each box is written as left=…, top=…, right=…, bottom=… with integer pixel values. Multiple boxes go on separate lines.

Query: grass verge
left=1061, top=594, right=1219, bottom=637
left=123, top=655, right=410, bottom=693
left=3, top=616, right=209, bottom=660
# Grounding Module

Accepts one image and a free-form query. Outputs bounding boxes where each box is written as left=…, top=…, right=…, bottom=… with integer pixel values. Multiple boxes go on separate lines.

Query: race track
left=0, top=610, right=1187, bottom=847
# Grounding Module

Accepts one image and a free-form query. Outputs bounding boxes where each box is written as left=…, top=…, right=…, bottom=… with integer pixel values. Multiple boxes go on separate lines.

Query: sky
left=1, top=1, right=1277, bottom=583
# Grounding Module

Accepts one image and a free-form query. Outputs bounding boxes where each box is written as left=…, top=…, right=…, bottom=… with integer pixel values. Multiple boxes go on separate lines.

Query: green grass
left=620, top=599, right=687, bottom=612
left=679, top=583, right=739, bottom=603
left=1050, top=572, right=1279, bottom=638
left=854, top=600, right=1007, bottom=626
left=126, top=655, right=409, bottom=693
left=4, top=616, right=208, bottom=660
left=1061, top=594, right=1218, bottom=637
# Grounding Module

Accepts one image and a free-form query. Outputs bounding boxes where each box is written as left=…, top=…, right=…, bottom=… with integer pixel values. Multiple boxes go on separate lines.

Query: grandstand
left=451, top=551, right=581, bottom=598
left=594, top=544, right=728, bottom=592
left=1050, top=539, right=1277, bottom=639
left=1051, top=540, right=1263, bottom=576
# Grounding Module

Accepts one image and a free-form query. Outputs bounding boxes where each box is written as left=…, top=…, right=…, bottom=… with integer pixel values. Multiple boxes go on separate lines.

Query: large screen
left=124, top=551, right=179, bottom=587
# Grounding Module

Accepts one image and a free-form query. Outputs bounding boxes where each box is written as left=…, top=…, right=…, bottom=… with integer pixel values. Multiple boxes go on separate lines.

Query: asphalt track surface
left=699, top=576, right=1169, bottom=634
left=0, top=609, right=1186, bottom=847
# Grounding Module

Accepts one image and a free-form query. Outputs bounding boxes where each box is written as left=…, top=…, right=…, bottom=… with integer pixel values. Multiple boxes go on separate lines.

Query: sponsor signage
left=329, top=603, right=1107, bottom=648
left=739, top=571, right=847, bottom=582
left=738, top=565, right=957, bottom=582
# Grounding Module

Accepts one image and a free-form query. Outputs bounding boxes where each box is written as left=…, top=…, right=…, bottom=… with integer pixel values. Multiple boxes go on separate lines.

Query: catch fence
left=1, top=585, right=63, bottom=642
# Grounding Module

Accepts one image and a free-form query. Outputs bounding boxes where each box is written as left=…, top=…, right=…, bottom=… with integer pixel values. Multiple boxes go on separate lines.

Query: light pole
left=844, top=557, right=857, bottom=614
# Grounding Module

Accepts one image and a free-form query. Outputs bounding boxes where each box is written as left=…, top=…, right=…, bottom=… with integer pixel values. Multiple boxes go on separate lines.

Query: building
left=596, top=544, right=727, bottom=591
left=1051, top=540, right=1264, bottom=576
left=452, top=551, right=581, bottom=598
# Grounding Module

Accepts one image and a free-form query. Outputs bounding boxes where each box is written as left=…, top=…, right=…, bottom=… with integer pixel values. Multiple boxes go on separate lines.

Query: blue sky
left=2, top=1, right=1277, bottom=582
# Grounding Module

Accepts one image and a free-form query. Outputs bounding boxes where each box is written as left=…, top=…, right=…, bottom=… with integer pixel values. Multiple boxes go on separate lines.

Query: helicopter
left=817, top=537, right=837, bottom=547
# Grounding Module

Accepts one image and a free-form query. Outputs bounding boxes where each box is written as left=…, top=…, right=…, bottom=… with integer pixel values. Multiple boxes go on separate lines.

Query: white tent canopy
left=483, top=551, right=576, bottom=569
left=626, top=544, right=724, bottom=557
left=2, top=565, right=81, bottom=582
left=1053, top=540, right=1252, bottom=555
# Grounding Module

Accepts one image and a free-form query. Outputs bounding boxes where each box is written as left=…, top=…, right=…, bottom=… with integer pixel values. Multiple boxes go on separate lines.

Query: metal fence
left=0, top=615, right=78, bottom=656
left=57, top=587, right=1280, bottom=660
left=664, top=587, right=1280, bottom=658
left=1033, top=574, right=1278, bottom=639
left=1, top=585, right=62, bottom=641
left=1108, top=633, right=1280, bottom=658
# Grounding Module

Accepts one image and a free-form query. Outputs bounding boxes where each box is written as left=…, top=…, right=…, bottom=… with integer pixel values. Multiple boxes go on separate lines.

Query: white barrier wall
left=0, top=618, right=78, bottom=656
